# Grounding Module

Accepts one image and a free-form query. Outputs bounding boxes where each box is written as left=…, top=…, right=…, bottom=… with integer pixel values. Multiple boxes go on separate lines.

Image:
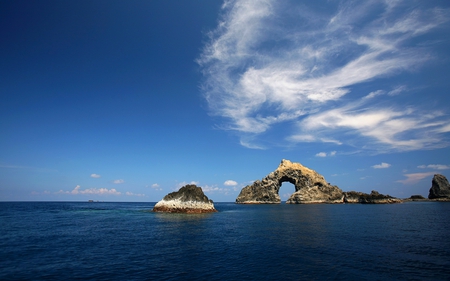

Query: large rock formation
left=343, top=190, right=402, bottom=204
left=236, top=159, right=344, bottom=204
left=428, top=174, right=450, bottom=199
left=153, top=184, right=217, bottom=213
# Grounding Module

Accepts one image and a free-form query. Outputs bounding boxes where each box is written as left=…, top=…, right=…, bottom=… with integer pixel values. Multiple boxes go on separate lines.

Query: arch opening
left=279, top=182, right=296, bottom=203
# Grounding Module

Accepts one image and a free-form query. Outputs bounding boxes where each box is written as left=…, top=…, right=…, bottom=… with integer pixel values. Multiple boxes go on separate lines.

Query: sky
left=1, top=0, right=450, bottom=202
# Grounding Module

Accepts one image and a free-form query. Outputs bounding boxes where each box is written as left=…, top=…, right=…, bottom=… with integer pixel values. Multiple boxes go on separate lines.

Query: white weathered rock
left=153, top=185, right=217, bottom=213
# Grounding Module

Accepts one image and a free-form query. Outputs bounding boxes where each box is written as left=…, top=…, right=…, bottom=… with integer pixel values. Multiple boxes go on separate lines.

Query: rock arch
left=236, top=159, right=344, bottom=204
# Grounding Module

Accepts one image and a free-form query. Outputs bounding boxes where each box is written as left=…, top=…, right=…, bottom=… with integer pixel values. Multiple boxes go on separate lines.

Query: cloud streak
left=199, top=0, right=450, bottom=152
left=372, top=162, right=391, bottom=169
left=418, top=164, right=450, bottom=170
left=316, top=151, right=336, bottom=157
left=397, top=172, right=436, bottom=185
left=57, top=185, right=121, bottom=195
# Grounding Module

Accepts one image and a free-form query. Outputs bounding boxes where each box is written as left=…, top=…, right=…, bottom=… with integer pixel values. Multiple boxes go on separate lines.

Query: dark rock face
left=153, top=184, right=217, bottom=213
left=409, top=195, right=426, bottom=200
left=343, top=190, right=402, bottom=204
left=428, top=174, right=450, bottom=199
left=407, top=195, right=427, bottom=201
left=236, top=159, right=344, bottom=204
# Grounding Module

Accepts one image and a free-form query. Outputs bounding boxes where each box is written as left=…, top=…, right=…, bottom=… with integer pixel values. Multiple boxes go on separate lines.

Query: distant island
left=404, top=174, right=450, bottom=202
left=153, top=160, right=450, bottom=213
left=236, top=159, right=450, bottom=204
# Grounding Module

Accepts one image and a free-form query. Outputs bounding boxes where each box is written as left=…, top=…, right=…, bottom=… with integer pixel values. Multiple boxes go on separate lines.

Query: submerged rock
left=153, top=184, right=217, bottom=213
left=236, top=159, right=344, bottom=204
left=428, top=174, right=450, bottom=200
left=343, top=190, right=402, bottom=204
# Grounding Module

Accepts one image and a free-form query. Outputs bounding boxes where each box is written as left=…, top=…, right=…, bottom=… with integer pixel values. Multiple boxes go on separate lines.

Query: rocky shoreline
left=343, top=191, right=402, bottom=204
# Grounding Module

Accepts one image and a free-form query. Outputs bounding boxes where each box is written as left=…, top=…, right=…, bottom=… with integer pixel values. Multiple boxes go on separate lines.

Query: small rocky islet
left=154, top=159, right=450, bottom=213
left=152, top=184, right=217, bottom=213
left=428, top=174, right=450, bottom=200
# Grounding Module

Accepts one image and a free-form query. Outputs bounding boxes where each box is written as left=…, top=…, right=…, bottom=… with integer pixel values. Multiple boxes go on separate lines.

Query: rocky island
left=428, top=174, right=450, bottom=201
left=153, top=184, right=217, bottom=213
left=343, top=190, right=401, bottom=204
left=236, top=159, right=400, bottom=204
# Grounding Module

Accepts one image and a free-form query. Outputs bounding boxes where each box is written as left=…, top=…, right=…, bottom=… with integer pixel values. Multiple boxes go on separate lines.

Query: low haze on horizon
left=1, top=0, right=450, bottom=202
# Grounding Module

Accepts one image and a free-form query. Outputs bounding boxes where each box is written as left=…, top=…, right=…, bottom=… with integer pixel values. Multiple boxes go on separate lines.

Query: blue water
left=1, top=202, right=449, bottom=280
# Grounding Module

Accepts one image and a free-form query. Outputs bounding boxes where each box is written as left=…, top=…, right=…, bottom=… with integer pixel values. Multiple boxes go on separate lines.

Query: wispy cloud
left=198, top=0, right=450, bottom=152
left=126, top=192, right=145, bottom=197
left=397, top=172, right=436, bottom=184
left=372, top=162, right=391, bottom=169
left=315, top=151, right=336, bottom=157
left=148, top=183, right=162, bottom=191
left=112, top=179, right=124, bottom=184
left=202, top=184, right=231, bottom=195
left=0, top=164, right=57, bottom=172
left=90, top=173, right=101, bottom=178
left=176, top=181, right=200, bottom=190
left=418, top=164, right=450, bottom=170
left=57, top=185, right=121, bottom=195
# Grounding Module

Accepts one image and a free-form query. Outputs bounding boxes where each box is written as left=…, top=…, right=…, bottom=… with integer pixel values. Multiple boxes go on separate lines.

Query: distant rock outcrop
left=404, top=194, right=428, bottom=201
left=153, top=184, right=217, bottom=213
left=236, top=159, right=344, bottom=204
left=428, top=174, right=450, bottom=199
left=343, top=190, right=402, bottom=204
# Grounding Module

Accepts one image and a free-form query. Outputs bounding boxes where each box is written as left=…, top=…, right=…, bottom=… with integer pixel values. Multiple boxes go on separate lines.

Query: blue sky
left=1, top=0, right=450, bottom=202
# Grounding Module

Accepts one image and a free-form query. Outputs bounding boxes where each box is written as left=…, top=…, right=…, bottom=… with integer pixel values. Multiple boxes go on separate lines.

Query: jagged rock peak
left=428, top=174, right=450, bottom=199
left=153, top=184, right=217, bottom=213
left=277, top=159, right=328, bottom=186
left=236, top=159, right=344, bottom=204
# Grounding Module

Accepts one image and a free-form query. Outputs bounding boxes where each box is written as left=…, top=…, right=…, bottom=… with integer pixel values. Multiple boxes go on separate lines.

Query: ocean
left=1, top=202, right=449, bottom=280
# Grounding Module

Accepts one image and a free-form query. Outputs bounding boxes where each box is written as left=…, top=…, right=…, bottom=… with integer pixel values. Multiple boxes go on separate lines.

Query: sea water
left=1, top=202, right=449, bottom=280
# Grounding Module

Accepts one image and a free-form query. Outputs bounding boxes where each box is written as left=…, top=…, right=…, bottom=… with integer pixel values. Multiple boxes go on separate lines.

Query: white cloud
left=224, top=180, right=238, bottom=186
left=202, top=184, right=230, bottom=195
left=397, top=172, right=436, bottom=184
left=281, top=193, right=291, bottom=199
left=126, top=192, right=145, bottom=197
left=198, top=0, right=450, bottom=152
left=90, top=173, right=101, bottom=178
left=72, top=184, right=81, bottom=194
left=176, top=181, right=200, bottom=189
left=315, top=151, right=336, bottom=157
left=418, top=164, right=450, bottom=170
left=372, top=162, right=391, bottom=169
left=57, top=185, right=121, bottom=195
left=112, top=179, right=124, bottom=184
left=147, top=183, right=162, bottom=191
left=316, top=152, right=327, bottom=157
left=388, top=85, right=407, bottom=96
